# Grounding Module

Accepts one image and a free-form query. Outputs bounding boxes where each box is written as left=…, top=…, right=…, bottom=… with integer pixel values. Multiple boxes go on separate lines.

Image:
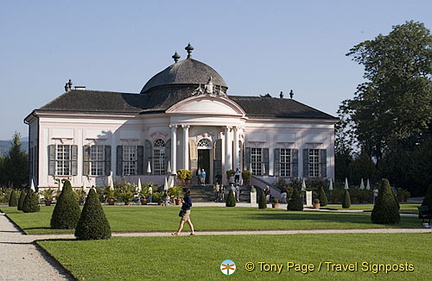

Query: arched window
left=153, top=139, right=165, bottom=175
left=197, top=139, right=212, bottom=149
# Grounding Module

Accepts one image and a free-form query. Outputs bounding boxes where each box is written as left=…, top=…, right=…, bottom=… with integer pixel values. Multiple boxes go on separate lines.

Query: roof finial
left=185, top=43, right=194, bottom=59
left=289, top=89, right=294, bottom=99
left=65, top=79, right=73, bottom=92
left=280, top=91, right=284, bottom=99
left=172, top=51, right=180, bottom=63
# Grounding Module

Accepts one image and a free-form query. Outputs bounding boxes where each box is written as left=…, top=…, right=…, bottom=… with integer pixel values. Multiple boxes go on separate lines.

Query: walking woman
left=172, top=188, right=195, bottom=236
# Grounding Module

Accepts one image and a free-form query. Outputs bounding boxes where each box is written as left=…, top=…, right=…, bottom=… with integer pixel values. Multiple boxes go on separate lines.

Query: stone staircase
left=188, top=184, right=251, bottom=202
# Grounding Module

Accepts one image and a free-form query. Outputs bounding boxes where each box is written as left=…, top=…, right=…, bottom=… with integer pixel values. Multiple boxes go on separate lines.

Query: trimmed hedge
left=318, top=186, right=328, bottom=207
left=258, top=189, right=267, bottom=209
left=226, top=189, right=236, bottom=207
left=50, top=180, right=81, bottom=229
left=421, top=183, right=432, bottom=207
left=371, top=179, right=400, bottom=225
left=342, top=189, right=351, bottom=209
left=287, top=188, right=303, bottom=211
left=22, top=189, right=40, bottom=213
left=75, top=188, right=111, bottom=240
left=18, top=190, right=26, bottom=211
left=8, top=189, right=18, bottom=207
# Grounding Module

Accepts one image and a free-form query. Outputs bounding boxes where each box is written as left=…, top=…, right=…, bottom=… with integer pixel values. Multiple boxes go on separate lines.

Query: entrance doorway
left=198, top=149, right=210, bottom=184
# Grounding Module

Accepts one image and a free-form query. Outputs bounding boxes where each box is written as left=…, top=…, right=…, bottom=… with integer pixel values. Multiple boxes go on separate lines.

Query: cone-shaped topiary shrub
left=75, top=188, right=111, bottom=240
left=287, top=188, right=303, bottom=211
left=421, top=183, right=432, bottom=207
left=50, top=180, right=81, bottom=229
left=342, top=189, right=351, bottom=209
left=226, top=189, right=236, bottom=207
left=18, top=190, right=26, bottom=211
left=22, top=189, right=40, bottom=213
left=9, top=189, right=18, bottom=207
left=258, top=189, right=267, bottom=209
left=371, top=179, right=400, bottom=225
left=318, top=186, right=328, bottom=207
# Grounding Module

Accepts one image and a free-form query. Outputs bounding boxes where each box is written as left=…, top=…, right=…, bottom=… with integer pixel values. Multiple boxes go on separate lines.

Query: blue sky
left=1, top=0, right=431, bottom=140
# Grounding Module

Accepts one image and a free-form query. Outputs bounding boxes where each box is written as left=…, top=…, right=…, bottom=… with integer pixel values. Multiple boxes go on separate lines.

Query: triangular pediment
left=166, top=95, right=246, bottom=117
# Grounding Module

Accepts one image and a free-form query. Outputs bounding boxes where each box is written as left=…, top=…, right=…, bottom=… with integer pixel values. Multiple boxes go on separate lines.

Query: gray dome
left=140, top=58, right=227, bottom=94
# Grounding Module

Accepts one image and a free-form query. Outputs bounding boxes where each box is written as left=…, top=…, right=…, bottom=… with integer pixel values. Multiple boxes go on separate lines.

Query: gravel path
left=0, top=213, right=73, bottom=281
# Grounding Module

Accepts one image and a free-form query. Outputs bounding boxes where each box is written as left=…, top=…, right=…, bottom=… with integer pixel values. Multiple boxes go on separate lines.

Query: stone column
left=170, top=125, right=177, bottom=174
left=233, top=126, right=239, bottom=170
left=182, top=125, right=190, bottom=170
left=224, top=126, right=232, bottom=172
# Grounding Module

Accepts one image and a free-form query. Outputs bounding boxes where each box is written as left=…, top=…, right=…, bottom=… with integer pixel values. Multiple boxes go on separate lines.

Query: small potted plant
left=313, top=198, right=320, bottom=209
left=168, top=186, right=183, bottom=205
left=242, top=170, right=252, bottom=185
left=177, top=169, right=192, bottom=185
left=105, top=187, right=116, bottom=205
left=41, top=188, right=55, bottom=206
left=139, top=186, right=149, bottom=205
left=272, top=198, right=280, bottom=209
left=152, top=192, right=164, bottom=205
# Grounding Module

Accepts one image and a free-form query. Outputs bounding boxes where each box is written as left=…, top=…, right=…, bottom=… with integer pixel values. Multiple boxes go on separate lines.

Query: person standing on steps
left=200, top=168, right=206, bottom=185
left=172, top=188, right=195, bottom=236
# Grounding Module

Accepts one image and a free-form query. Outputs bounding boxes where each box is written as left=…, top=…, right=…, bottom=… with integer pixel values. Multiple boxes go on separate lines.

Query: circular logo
left=220, top=259, right=236, bottom=275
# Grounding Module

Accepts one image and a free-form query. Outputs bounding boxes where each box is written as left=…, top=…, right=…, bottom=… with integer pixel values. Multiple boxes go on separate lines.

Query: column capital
left=169, top=124, right=178, bottom=129
left=182, top=125, right=190, bottom=130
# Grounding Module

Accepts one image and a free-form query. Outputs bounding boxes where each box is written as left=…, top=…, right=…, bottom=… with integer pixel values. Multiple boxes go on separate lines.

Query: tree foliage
left=8, top=189, right=18, bottom=207
left=50, top=180, right=81, bottom=229
left=18, top=190, right=26, bottom=211
left=339, top=21, right=432, bottom=195
left=258, top=189, right=267, bottom=209
left=342, top=189, right=351, bottom=209
left=318, top=186, right=328, bottom=207
left=2, top=133, right=29, bottom=189
left=75, top=188, right=111, bottom=240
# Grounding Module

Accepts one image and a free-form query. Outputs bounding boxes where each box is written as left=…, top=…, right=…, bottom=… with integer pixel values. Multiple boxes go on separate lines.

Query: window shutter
left=320, top=149, right=327, bottom=178
left=273, top=148, right=280, bottom=176
left=137, top=145, right=144, bottom=175
left=263, top=148, right=269, bottom=176
left=244, top=147, right=251, bottom=170
left=165, top=139, right=171, bottom=172
left=303, top=149, right=309, bottom=177
left=116, top=145, right=123, bottom=176
left=292, top=149, right=299, bottom=177
left=104, top=145, right=111, bottom=176
left=83, top=145, right=90, bottom=176
left=144, top=140, right=152, bottom=175
left=48, top=145, right=56, bottom=176
left=71, top=145, right=78, bottom=176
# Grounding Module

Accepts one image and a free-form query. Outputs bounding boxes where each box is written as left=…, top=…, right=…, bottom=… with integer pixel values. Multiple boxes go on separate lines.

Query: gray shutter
left=303, top=149, right=309, bottom=178
left=274, top=148, right=280, bottom=177
left=165, top=140, right=171, bottom=172
left=116, top=145, right=123, bottom=176
left=104, top=145, right=111, bottom=176
left=244, top=147, right=251, bottom=170
left=137, top=145, right=144, bottom=175
left=83, top=145, right=90, bottom=176
left=263, top=148, right=269, bottom=176
left=71, top=145, right=78, bottom=176
left=320, top=149, right=327, bottom=178
left=48, top=145, right=56, bottom=176
left=144, top=140, right=152, bottom=174
left=292, top=149, right=299, bottom=177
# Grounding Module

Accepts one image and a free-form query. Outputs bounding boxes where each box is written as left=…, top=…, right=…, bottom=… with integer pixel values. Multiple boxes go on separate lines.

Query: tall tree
left=340, top=21, right=432, bottom=194
left=3, top=133, right=29, bottom=189
left=342, top=21, right=432, bottom=164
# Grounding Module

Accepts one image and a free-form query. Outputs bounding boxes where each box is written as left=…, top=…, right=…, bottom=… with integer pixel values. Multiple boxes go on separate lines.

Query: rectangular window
left=308, top=149, right=320, bottom=177
left=280, top=149, right=291, bottom=177
left=153, top=148, right=165, bottom=175
left=56, top=145, right=71, bottom=175
left=251, top=148, right=262, bottom=175
left=123, top=146, right=137, bottom=175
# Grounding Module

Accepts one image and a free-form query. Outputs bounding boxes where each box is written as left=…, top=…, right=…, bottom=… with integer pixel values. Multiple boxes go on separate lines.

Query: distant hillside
left=0, top=139, right=29, bottom=156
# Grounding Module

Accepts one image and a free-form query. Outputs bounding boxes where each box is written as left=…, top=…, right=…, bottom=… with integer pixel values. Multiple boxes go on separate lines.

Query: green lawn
left=0, top=205, right=421, bottom=235
left=37, top=233, right=431, bottom=281
left=323, top=203, right=420, bottom=214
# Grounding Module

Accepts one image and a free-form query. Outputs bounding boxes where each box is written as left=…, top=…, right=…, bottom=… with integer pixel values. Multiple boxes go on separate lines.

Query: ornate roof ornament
left=172, top=52, right=180, bottom=63
left=185, top=43, right=194, bottom=59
